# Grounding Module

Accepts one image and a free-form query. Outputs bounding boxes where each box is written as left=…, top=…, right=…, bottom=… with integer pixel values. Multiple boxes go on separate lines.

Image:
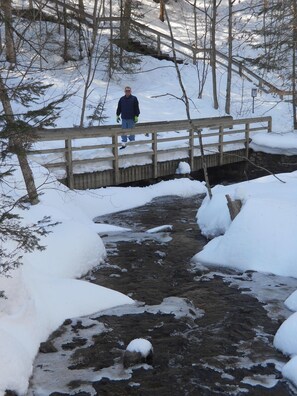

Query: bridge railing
left=29, top=116, right=271, bottom=188
left=130, top=21, right=291, bottom=99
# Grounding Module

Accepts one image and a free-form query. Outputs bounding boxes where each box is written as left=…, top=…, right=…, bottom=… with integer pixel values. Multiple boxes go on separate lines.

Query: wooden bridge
left=29, top=116, right=272, bottom=190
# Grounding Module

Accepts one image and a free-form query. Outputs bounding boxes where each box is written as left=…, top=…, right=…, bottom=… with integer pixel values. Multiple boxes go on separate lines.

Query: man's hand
left=134, top=116, right=138, bottom=123
left=116, top=116, right=121, bottom=123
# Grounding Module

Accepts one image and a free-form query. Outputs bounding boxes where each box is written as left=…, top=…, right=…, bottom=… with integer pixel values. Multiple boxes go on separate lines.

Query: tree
left=159, top=0, right=165, bottom=22
left=78, top=0, right=107, bottom=126
left=210, top=0, right=221, bottom=110
left=78, top=0, right=86, bottom=60
left=164, top=5, right=212, bottom=199
left=195, top=0, right=210, bottom=99
left=0, top=177, right=54, bottom=277
left=120, top=0, right=132, bottom=50
left=225, top=0, right=236, bottom=114
left=0, top=160, right=59, bottom=280
left=190, top=0, right=221, bottom=108
left=292, top=0, right=297, bottom=129
left=0, top=0, right=71, bottom=202
left=0, top=0, right=16, bottom=65
left=245, top=0, right=296, bottom=128
left=0, top=75, right=39, bottom=205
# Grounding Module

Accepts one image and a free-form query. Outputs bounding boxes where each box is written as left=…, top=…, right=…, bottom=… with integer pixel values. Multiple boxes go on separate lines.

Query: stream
left=27, top=194, right=297, bottom=396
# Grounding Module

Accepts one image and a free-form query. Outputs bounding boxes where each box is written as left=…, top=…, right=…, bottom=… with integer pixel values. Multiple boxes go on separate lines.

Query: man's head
left=124, top=86, right=132, bottom=97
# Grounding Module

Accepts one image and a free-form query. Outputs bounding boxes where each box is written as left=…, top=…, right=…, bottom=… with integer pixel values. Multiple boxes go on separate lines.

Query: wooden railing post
left=157, top=35, right=161, bottom=55
left=239, top=61, right=243, bottom=77
left=267, top=117, right=272, bottom=132
left=152, top=131, right=158, bottom=178
left=189, top=128, right=194, bottom=169
left=245, top=122, right=250, bottom=158
left=112, top=133, right=120, bottom=185
left=192, top=48, right=196, bottom=64
left=65, top=138, right=74, bottom=189
left=218, top=126, right=224, bottom=165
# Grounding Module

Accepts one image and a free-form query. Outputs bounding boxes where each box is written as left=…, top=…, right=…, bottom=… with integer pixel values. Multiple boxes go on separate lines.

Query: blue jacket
left=116, top=95, right=140, bottom=120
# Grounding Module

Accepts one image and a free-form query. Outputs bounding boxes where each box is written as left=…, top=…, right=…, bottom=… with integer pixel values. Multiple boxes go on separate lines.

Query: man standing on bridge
left=116, top=86, right=140, bottom=149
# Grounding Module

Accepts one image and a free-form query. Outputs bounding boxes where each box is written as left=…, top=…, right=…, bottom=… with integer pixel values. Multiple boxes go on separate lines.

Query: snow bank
left=0, top=163, right=134, bottom=395
left=193, top=170, right=297, bottom=388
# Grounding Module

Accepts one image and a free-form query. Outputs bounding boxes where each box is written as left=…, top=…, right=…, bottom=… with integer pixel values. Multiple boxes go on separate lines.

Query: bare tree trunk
left=292, top=0, right=297, bottom=130
left=120, top=0, right=132, bottom=48
left=197, top=0, right=209, bottom=99
left=109, top=0, right=114, bottom=77
left=62, top=0, right=69, bottom=61
left=225, top=0, right=235, bottom=114
left=1, top=0, right=16, bottom=65
left=0, top=75, right=39, bottom=205
left=159, top=0, right=165, bottom=22
left=211, top=0, right=219, bottom=109
left=165, top=7, right=212, bottom=199
left=78, top=0, right=86, bottom=60
left=79, top=0, right=101, bottom=126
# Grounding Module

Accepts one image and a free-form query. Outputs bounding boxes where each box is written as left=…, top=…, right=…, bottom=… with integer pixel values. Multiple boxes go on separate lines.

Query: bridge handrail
left=29, top=116, right=272, bottom=188
left=35, top=117, right=234, bottom=141
left=130, top=21, right=291, bottom=98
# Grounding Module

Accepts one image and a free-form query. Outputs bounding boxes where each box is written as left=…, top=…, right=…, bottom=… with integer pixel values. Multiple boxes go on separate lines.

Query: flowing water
left=27, top=195, right=297, bottom=396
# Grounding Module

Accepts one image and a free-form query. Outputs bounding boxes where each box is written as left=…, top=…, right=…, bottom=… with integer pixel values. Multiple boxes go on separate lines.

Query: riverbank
left=27, top=195, right=297, bottom=395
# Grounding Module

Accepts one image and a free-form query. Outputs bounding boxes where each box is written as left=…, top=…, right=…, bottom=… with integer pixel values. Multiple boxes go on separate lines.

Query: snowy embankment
left=194, top=170, right=297, bottom=387
left=0, top=159, right=206, bottom=395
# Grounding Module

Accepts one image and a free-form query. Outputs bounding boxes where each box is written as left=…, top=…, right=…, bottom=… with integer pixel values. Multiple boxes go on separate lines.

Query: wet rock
left=39, top=340, right=57, bottom=353
left=123, top=338, right=153, bottom=368
left=123, top=350, right=153, bottom=368
left=4, top=391, right=18, bottom=396
left=61, top=337, right=87, bottom=350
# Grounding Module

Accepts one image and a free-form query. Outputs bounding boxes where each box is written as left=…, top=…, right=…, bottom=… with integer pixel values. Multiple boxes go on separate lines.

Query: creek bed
left=28, top=195, right=297, bottom=396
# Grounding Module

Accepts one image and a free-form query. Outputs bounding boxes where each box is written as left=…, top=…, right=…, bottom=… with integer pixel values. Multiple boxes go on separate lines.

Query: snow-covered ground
left=2, top=0, right=297, bottom=394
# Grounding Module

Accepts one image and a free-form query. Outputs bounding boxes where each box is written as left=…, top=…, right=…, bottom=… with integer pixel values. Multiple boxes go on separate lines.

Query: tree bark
left=159, top=0, right=165, bottom=22
left=78, top=0, right=86, bottom=59
left=120, top=0, right=132, bottom=48
left=0, top=75, right=39, bottom=205
left=62, top=0, right=69, bottom=61
left=225, top=0, right=234, bottom=114
left=211, top=0, right=219, bottom=109
left=79, top=0, right=100, bottom=126
left=1, top=0, right=16, bottom=65
left=292, top=0, right=297, bottom=130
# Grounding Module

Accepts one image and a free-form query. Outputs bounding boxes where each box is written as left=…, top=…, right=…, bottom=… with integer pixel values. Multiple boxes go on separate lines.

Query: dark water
left=27, top=195, right=297, bottom=396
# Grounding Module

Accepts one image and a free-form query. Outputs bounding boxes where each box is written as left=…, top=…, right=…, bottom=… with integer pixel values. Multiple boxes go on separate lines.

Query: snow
left=2, top=0, right=297, bottom=394
left=126, top=338, right=153, bottom=357
left=146, top=224, right=173, bottom=233
left=193, top=171, right=297, bottom=388
left=0, top=160, right=205, bottom=395
left=251, top=132, right=297, bottom=156
left=176, top=161, right=191, bottom=174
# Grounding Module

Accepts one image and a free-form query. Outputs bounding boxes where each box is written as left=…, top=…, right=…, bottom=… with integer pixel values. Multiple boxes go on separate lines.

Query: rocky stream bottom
left=27, top=195, right=297, bottom=396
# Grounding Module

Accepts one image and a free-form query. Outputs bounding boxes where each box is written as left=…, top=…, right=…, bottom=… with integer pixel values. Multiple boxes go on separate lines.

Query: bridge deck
left=29, top=116, right=272, bottom=189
